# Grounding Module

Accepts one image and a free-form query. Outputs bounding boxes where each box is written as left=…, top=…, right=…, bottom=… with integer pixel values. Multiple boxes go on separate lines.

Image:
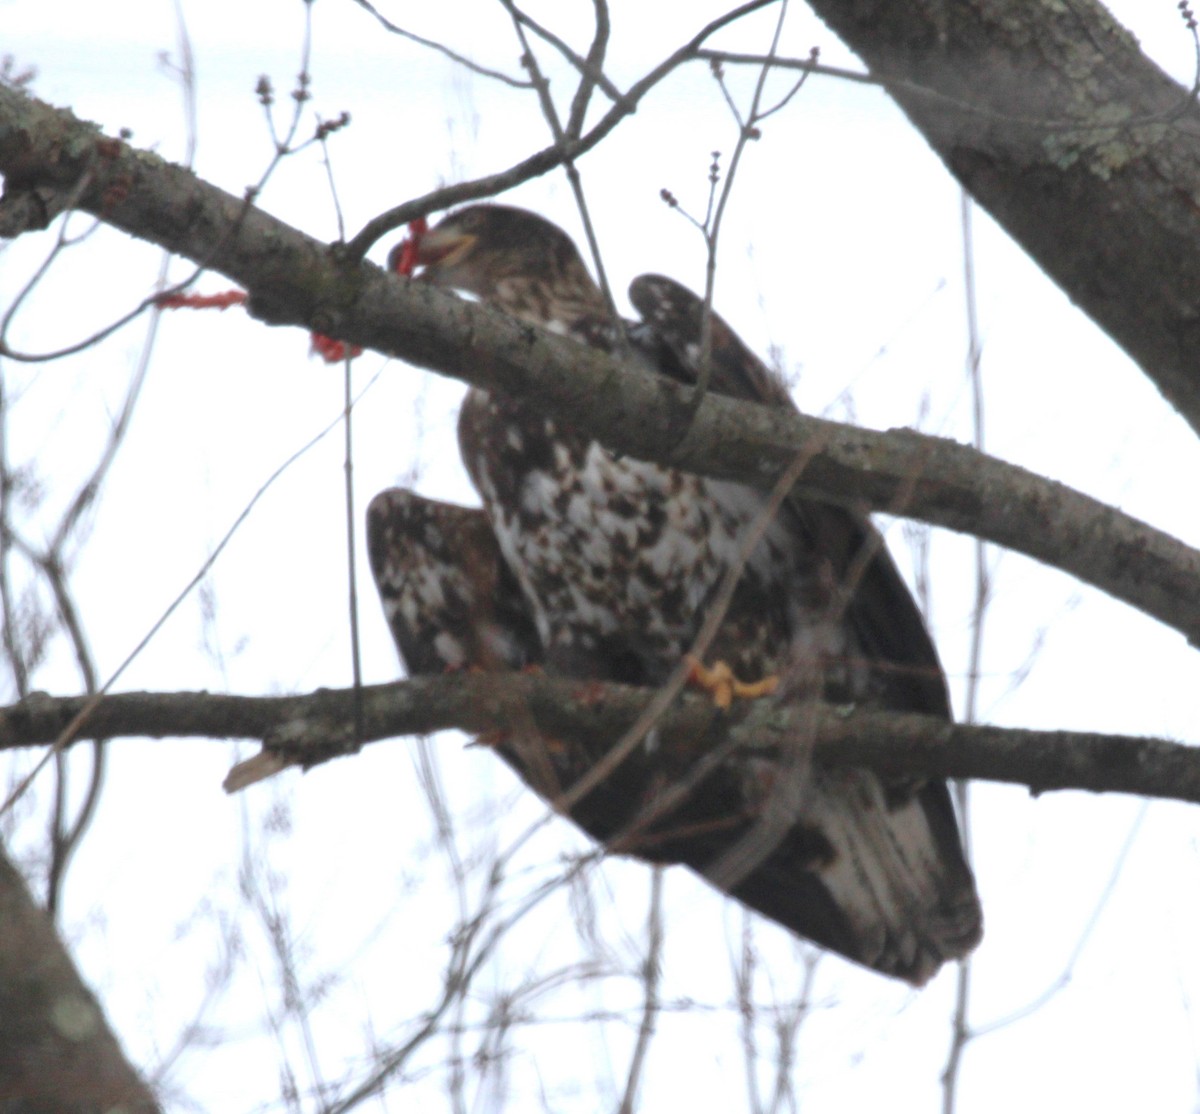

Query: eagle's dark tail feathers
left=697, top=770, right=981, bottom=985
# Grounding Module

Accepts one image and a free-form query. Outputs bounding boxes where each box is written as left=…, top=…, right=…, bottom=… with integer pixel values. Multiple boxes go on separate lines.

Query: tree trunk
left=806, top=0, right=1200, bottom=436
left=0, top=844, right=160, bottom=1112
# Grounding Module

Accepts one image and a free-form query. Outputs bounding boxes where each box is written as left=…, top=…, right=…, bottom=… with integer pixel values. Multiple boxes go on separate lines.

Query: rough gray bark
left=804, top=0, right=1200, bottom=437
left=0, top=843, right=161, bottom=1112
left=0, top=84, right=1197, bottom=643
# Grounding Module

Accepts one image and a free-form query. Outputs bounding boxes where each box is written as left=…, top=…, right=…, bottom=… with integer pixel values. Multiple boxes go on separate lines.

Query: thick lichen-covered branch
left=0, top=84, right=1197, bottom=644
left=1, top=678, right=1197, bottom=804
left=804, top=0, right=1200, bottom=437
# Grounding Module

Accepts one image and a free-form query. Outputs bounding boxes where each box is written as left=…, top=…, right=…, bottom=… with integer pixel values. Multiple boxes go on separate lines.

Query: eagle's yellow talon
left=734, top=673, right=780, bottom=700
left=685, top=655, right=778, bottom=710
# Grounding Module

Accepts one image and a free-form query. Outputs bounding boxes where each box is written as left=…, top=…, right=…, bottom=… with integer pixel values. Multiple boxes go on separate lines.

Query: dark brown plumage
left=369, top=203, right=982, bottom=984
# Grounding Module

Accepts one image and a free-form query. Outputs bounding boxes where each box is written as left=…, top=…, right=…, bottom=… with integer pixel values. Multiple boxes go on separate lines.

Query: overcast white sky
left=4, top=1, right=1200, bottom=1111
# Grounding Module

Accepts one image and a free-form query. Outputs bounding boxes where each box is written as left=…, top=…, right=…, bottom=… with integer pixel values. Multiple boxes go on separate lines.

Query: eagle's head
left=398, top=203, right=607, bottom=329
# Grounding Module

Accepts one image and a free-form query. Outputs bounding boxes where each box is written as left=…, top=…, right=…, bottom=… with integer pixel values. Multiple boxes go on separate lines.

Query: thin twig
left=317, top=120, right=365, bottom=748
left=1, top=3, right=318, bottom=367
left=349, top=0, right=531, bottom=88
left=737, top=916, right=764, bottom=1114
left=566, top=0, right=613, bottom=138
left=617, top=866, right=664, bottom=1114
left=969, top=802, right=1150, bottom=1038
left=0, top=368, right=30, bottom=698
left=500, top=0, right=621, bottom=322
left=942, top=186, right=986, bottom=1114
left=341, top=0, right=780, bottom=259
left=695, top=47, right=1200, bottom=130
left=664, top=3, right=815, bottom=410
left=505, top=0, right=625, bottom=113
left=0, top=368, right=388, bottom=822
left=765, top=949, right=819, bottom=1114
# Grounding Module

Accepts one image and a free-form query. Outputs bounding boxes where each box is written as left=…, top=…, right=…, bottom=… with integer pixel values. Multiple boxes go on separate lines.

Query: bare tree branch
left=348, top=0, right=533, bottom=87
left=337, top=0, right=776, bottom=257
left=0, top=678, right=1198, bottom=805
left=504, top=0, right=625, bottom=118
left=0, top=83, right=1195, bottom=646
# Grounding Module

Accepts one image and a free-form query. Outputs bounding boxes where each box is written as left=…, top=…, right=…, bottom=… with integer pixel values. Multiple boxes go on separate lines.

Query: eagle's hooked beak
left=412, top=227, right=478, bottom=275
left=387, top=223, right=478, bottom=280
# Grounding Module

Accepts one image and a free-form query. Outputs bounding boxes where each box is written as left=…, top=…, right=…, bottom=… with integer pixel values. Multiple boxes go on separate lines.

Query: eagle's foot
left=684, top=655, right=779, bottom=710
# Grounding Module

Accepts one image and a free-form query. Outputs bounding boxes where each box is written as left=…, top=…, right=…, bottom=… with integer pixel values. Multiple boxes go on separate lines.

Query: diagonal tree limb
left=0, top=679, right=1197, bottom=805
left=801, top=0, right=1200, bottom=438
left=0, top=84, right=1198, bottom=644
left=0, top=841, right=162, bottom=1112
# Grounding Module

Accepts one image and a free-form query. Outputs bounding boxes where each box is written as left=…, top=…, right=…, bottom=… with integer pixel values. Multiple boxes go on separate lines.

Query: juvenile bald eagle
left=368, top=204, right=982, bottom=984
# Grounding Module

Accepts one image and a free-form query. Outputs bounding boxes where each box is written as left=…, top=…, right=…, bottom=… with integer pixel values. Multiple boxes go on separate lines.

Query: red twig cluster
left=155, top=218, right=429, bottom=364
left=156, top=290, right=248, bottom=310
